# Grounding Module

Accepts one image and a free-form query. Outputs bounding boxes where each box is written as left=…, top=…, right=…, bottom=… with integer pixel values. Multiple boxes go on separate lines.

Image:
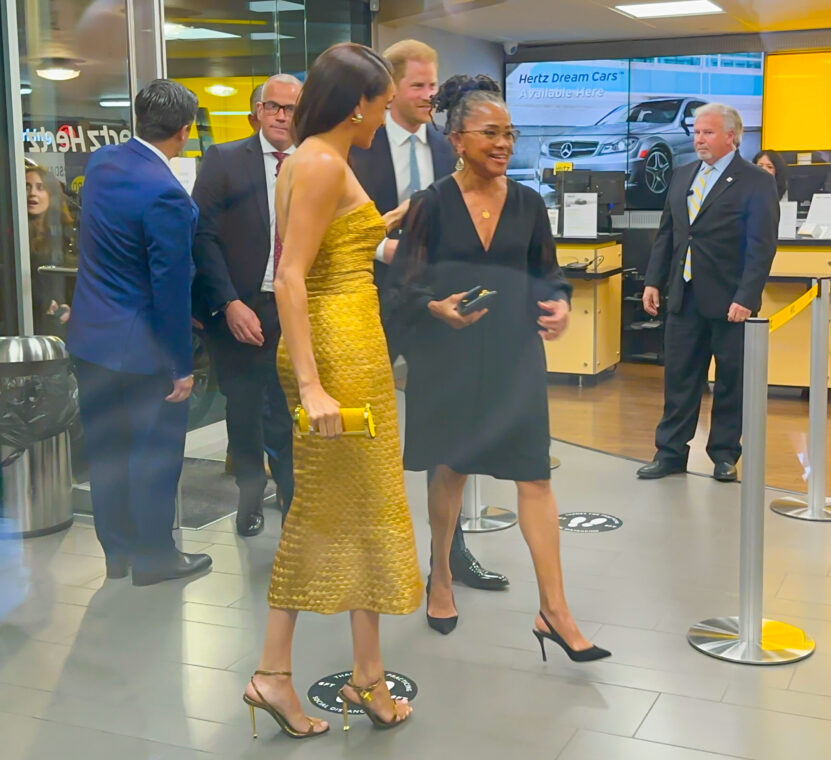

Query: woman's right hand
left=382, top=199, right=410, bottom=233
left=299, top=383, right=342, bottom=438
left=427, top=292, right=488, bottom=329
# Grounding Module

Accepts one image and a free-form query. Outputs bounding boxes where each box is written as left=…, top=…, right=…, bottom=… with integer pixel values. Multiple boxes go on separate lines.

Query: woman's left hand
left=537, top=299, right=569, bottom=341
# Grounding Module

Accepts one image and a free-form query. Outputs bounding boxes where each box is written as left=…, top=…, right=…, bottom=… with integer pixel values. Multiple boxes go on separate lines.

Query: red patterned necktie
left=273, top=151, right=288, bottom=266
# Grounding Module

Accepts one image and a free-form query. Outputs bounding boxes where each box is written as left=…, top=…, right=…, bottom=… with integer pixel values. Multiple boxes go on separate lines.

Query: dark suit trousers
left=72, top=358, right=187, bottom=563
left=207, top=293, right=293, bottom=514
left=656, top=283, right=744, bottom=466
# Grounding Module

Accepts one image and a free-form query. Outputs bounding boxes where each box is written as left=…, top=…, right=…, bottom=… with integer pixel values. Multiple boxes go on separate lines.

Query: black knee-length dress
left=383, top=175, right=572, bottom=482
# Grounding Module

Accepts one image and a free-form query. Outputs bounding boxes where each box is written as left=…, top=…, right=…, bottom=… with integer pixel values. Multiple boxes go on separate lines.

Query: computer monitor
left=592, top=172, right=626, bottom=216
left=540, top=169, right=593, bottom=193
left=789, top=176, right=826, bottom=206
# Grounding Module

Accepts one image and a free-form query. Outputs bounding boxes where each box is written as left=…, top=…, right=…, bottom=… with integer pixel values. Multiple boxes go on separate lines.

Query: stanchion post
left=770, top=278, right=831, bottom=521
left=459, top=474, right=517, bottom=533
left=687, top=319, right=815, bottom=664
left=808, top=278, right=830, bottom=519
left=737, top=319, right=768, bottom=648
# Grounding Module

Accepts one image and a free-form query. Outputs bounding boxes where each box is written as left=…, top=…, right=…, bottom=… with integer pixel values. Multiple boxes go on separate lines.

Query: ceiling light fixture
left=614, top=1, right=724, bottom=19
left=99, top=98, right=131, bottom=108
left=20, top=85, right=33, bottom=95
left=164, top=22, right=239, bottom=41
left=205, top=84, right=238, bottom=97
left=36, top=59, right=81, bottom=81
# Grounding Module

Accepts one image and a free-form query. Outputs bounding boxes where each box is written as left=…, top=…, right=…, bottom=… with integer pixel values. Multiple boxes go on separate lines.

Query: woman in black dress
left=385, top=75, right=610, bottom=661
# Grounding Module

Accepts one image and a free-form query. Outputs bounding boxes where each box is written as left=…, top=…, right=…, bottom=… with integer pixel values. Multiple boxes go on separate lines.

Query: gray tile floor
left=2, top=398, right=831, bottom=759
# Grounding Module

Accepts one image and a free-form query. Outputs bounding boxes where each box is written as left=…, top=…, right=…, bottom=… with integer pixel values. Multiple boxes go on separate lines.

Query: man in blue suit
left=67, top=80, right=212, bottom=586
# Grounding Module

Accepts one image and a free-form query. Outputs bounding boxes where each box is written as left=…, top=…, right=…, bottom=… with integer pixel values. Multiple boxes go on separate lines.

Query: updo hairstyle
left=433, top=74, right=506, bottom=135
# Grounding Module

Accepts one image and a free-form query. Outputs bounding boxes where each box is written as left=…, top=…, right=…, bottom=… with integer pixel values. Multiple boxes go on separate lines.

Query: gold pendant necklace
left=482, top=210, right=491, bottom=219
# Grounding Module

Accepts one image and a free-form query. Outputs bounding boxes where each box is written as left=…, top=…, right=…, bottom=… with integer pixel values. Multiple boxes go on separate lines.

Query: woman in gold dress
left=242, top=43, right=422, bottom=739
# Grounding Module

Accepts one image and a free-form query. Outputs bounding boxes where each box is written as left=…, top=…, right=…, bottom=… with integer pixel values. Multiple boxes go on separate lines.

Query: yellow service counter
left=545, top=235, right=622, bottom=376
left=710, top=240, right=831, bottom=388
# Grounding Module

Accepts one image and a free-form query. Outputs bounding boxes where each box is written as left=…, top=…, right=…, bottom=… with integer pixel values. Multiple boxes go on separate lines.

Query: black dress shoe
left=132, top=551, right=212, bottom=587
left=449, top=547, right=510, bottom=590
left=105, top=556, right=130, bottom=579
left=636, top=460, right=686, bottom=479
left=713, top=461, right=738, bottom=482
left=236, top=511, right=264, bottom=537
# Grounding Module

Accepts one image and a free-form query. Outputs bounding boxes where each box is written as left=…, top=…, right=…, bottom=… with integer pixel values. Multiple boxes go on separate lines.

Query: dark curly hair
left=433, top=74, right=505, bottom=134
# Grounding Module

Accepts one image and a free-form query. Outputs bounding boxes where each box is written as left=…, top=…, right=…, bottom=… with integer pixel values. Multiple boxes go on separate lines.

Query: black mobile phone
left=457, top=286, right=498, bottom=316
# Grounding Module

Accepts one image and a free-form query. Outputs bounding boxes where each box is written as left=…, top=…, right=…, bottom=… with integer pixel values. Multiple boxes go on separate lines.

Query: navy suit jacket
left=350, top=123, right=456, bottom=298
left=644, top=153, right=779, bottom=319
left=191, top=134, right=271, bottom=322
left=67, top=139, right=197, bottom=378
left=350, top=123, right=456, bottom=214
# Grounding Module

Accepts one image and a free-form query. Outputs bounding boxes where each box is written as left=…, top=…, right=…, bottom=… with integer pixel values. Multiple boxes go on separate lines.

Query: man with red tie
left=192, top=74, right=301, bottom=535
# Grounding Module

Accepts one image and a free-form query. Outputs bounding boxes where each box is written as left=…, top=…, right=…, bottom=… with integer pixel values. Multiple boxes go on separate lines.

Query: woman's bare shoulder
left=289, top=141, right=346, bottom=186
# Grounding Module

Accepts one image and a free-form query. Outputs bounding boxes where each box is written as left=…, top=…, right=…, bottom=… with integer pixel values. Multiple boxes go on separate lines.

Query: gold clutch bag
left=293, top=403, right=376, bottom=438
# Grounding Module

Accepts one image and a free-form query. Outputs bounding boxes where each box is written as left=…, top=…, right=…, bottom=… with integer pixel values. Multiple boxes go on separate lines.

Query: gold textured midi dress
left=268, top=202, right=423, bottom=615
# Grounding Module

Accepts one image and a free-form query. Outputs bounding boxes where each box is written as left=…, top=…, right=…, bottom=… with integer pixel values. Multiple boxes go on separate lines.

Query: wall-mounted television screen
left=505, top=53, right=764, bottom=210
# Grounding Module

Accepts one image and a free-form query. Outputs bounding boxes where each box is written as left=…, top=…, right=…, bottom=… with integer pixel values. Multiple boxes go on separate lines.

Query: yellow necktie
left=683, top=166, right=714, bottom=282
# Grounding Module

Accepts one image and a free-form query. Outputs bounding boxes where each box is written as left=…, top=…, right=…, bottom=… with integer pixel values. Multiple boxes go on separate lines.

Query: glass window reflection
left=17, top=0, right=132, bottom=337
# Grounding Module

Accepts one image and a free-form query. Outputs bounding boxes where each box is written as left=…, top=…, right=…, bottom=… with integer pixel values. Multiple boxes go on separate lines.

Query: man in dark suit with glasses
left=192, top=74, right=301, bottom=536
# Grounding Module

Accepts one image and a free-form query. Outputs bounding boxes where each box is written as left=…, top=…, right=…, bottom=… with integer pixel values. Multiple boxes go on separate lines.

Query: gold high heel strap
left=346, top=676, right=383, bottom=702
left=249, top=671, right=320, bottom=735
left=345, top=677, right=401, bottom=722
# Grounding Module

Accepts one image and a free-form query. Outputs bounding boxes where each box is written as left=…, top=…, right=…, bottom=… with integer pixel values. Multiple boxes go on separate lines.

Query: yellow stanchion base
left=688, top=617, right=815, bottom=664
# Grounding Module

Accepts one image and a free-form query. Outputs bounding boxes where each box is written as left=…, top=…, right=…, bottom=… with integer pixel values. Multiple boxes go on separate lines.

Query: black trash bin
left=0, top=336, right=77, bottom=537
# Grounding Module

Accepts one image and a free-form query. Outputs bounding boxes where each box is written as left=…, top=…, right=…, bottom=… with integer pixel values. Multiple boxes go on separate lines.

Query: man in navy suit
left=637, top=103, right=779, bottom=483
left=68, top=80, right=212, bottom=586
left=351, top=40, right=509, bottom=592
left=192, top=74, right=301, bottom=536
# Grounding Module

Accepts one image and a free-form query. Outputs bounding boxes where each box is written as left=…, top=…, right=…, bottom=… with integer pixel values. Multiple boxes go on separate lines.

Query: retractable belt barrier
left=686, top=282, right=829, bottom=664
left=769, top=278, right=831, bottom=522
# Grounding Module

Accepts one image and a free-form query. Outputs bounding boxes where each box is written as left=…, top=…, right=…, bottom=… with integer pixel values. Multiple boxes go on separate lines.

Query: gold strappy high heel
left=242, top=670, right=329, bottom=740
left=337, top=677, right=411, bottom=731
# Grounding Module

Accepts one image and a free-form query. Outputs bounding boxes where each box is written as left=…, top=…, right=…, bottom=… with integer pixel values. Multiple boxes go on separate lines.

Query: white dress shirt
left=134, top=136, right=172, bottom=170
left=376, top=114, right=435, bottom=262
left=691, top=149, right=736, bottom=204
left=260, top=131, right=296, bottom=292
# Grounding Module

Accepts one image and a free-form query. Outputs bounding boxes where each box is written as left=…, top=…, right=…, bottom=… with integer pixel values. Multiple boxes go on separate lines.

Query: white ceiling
left=381, top=0, right=831, bottom=45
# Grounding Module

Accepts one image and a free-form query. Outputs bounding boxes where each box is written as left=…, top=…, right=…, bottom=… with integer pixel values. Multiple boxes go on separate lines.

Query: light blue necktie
left=408, top=134, right=421, bottom=196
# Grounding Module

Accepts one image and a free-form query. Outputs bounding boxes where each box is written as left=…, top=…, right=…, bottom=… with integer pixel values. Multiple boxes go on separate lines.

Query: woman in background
left=753, top=149, right=788, bottom=200
left=26, top=164, right=76, bottom=334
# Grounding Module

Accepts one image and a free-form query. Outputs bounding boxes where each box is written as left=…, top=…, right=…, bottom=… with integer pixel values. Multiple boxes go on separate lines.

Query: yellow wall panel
left=763, top=52, right=831, bottom=150
left=174, top=76, right=265, bottom=152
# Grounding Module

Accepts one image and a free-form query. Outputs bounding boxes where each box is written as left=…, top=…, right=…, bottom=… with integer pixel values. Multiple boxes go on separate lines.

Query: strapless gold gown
left=268, top=202, right=423, bottom=615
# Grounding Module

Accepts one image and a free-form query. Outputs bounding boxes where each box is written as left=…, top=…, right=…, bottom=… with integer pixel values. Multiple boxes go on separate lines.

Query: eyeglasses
left=457, top=128, right=520, bottom=142
left=260, top=101, right=296, bottom=117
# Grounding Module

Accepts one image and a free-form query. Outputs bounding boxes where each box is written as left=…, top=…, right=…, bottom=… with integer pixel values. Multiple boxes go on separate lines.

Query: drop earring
left=455, top=155, right=465, bottom=171
left=351, top=113, right=364, bottom=124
